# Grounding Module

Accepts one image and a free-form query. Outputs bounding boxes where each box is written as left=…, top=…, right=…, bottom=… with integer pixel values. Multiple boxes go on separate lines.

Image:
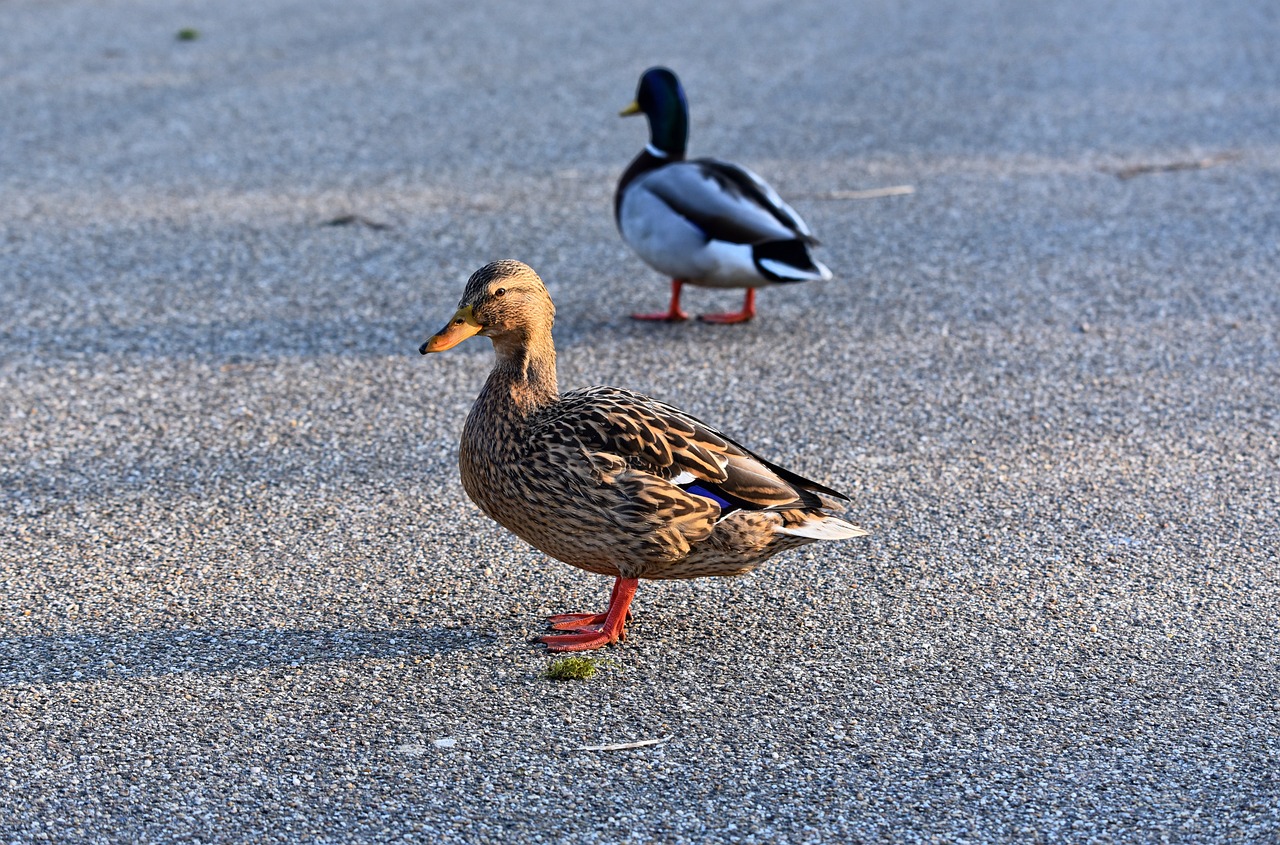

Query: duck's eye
left=493, top=288, right=507, bottom=297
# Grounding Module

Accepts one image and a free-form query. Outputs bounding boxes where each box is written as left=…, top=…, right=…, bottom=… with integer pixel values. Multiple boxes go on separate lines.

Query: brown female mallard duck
left=420, top=260, right=867, bottom=651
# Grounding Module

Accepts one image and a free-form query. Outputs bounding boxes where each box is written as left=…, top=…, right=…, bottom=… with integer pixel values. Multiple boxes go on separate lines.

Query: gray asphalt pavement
left=2, top=1, right=1278, bottom=842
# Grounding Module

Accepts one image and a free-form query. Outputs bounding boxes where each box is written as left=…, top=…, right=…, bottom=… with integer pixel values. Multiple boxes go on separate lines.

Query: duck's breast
left=618, top=178, right=712, bottom=280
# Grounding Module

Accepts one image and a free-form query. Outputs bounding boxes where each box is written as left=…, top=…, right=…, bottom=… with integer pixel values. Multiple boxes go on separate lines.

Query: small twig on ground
left=322, top=213, right=391, bottom=230
left=577, top=736, right=671, bottom=752
left=1110, top=153, right=1240, bottom=180
left=803, top=185, right=915, bottom=201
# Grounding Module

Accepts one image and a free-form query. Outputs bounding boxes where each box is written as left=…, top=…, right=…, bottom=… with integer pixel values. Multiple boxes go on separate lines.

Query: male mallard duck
left=616, top=67, right=833, bottom=324
left=420, top=260, right=867, bottom=651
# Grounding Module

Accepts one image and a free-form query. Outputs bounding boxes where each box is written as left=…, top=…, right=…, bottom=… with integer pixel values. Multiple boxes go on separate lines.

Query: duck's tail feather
left=774, top=515, right=870, bottom=541
left=753, top=239, right=833, bottom=283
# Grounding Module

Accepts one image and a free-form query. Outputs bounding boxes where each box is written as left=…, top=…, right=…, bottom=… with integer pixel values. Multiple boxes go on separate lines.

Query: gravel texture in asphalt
left=2, top=1, right=1278, bottom=842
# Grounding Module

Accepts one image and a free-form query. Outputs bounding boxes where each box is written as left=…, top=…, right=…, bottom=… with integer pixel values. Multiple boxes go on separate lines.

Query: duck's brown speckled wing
left=533, top=386, right=845, bottom=514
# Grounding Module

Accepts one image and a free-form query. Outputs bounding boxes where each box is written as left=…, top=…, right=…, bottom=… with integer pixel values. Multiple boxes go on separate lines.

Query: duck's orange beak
left=420, top=305, right=482, bottom=354
left=619, top=100, right=641, bottom=117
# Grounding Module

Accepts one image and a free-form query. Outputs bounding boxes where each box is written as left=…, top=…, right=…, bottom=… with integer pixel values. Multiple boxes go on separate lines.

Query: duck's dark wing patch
left=691, top=158, right=818, bottom=242
left=638, top=160, right=814, bottom=246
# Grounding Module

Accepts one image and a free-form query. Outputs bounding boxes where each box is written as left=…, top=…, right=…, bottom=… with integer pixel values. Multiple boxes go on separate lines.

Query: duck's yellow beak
left=420, top=305, right=482, bottom=354
left=619, top=100, right=641, bottom=117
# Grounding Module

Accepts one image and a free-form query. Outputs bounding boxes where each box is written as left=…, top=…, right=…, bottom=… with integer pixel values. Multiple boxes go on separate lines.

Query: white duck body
left=618, top=153, right=833, bottom=289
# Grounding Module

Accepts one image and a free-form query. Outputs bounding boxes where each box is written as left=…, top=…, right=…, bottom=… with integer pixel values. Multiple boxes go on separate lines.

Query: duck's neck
left=615, top=146, right=685, bottom=225
left=478, top=331, right=559, bottom=420
left=648, top=96, right=688, bottom=160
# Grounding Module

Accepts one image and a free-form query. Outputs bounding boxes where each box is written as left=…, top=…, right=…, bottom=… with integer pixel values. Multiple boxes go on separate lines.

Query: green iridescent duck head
left=620, top=66, right=689, bottom=159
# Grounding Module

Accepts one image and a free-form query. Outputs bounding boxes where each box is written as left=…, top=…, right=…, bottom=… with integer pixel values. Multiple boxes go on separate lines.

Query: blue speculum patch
left=683, top=483, right=733, bottom=510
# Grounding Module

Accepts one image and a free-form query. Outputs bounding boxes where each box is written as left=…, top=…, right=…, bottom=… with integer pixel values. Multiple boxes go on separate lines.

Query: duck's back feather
left=633, top=159, right=815, bottom=246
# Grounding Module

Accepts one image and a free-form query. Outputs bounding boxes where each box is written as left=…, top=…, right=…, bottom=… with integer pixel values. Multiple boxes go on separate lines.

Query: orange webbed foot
left=631, top=309, right=689, bottom=322
left=538, top=627, right=623, bottom=652
left=696, top=310, right=754, bottom=324
left=631, top=280, right=688, bottom=322
left=547, top=608, right=634, bottom=632
left=538, top=577, right=638, bottom=651
left=697, top=288, right=756, bottom=324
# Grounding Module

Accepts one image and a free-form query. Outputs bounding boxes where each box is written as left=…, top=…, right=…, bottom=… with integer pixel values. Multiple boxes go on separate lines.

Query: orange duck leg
left=697, top=288, right=756, bottom=324
left=547, top=577, right=635, bottom=631
left=631, top=279, right=689, bottom=322
left=539, top=577, right=639, bottom=651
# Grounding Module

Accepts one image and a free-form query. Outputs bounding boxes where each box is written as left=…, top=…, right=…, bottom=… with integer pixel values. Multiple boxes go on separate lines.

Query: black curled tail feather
left=752, top=239, right=832, bottom=283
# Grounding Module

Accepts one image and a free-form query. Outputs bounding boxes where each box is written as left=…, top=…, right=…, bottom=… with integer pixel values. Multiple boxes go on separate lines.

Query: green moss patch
left=544, top=656, right=600, bottom=681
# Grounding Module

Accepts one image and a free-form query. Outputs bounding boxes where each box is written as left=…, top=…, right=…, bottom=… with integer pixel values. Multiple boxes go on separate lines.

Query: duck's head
left=620, top=66, right=688, bottom=159
left=420, top=260, right=555, bottom=355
